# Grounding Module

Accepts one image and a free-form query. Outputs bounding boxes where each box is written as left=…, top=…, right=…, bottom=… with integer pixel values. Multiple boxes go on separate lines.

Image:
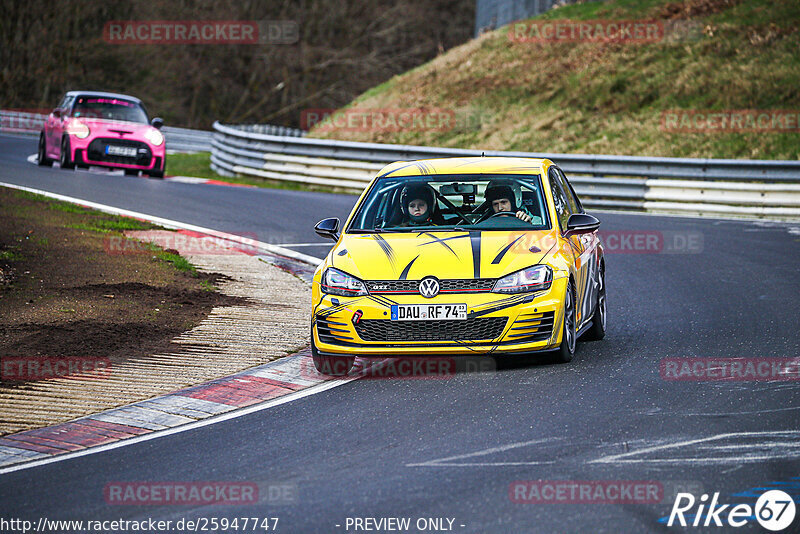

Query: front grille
left=355, top=317, right=507, bottom=342
left=87, top=138, right=152, bottom=166
left=366, top=278, right=495, bottom=294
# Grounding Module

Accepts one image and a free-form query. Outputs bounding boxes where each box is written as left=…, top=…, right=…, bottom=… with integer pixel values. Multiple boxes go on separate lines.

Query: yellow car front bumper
left=312, top=277, right=568, bottom=356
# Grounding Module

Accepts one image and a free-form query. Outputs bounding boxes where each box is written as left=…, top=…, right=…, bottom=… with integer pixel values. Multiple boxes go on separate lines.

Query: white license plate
left=390, top=304, right=467, bottom=321
left=106, top=145, right=137, bottom=157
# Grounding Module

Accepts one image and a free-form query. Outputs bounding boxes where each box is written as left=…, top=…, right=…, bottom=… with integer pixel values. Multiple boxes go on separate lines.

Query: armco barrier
left=211, top=121, right=800, bottom=219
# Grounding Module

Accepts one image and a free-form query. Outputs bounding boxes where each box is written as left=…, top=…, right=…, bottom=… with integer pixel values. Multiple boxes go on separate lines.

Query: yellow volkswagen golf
left=311, top=157, right=606, bottom=375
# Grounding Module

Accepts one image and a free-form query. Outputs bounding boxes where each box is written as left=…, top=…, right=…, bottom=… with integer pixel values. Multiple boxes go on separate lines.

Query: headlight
left=144, top=127, right=164, bottom=146
left=492, top=265, right=552, bottom=294
left=321, top=267, right=368, bottom=297
left=66, top=120, right=90, bottom=139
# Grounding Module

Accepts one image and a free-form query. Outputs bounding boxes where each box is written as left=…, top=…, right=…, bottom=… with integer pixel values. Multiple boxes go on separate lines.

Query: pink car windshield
left=72, top=97, right=149, bottom=123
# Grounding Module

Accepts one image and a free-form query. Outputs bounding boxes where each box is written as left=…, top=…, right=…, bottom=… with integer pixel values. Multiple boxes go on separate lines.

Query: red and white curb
left=0, top=351, right=384, bottom=473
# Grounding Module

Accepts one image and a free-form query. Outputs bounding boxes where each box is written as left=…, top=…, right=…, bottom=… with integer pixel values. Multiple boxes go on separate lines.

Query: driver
left=485, top=184, right=533, bottom=222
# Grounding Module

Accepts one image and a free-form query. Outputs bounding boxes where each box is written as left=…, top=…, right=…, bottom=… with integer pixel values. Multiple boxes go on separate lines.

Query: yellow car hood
left=330, top=230, right=560, bottom=281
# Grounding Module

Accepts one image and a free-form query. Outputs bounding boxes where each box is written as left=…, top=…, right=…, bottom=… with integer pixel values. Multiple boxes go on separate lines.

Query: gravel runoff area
left=0, top=230, right=312, bottom=435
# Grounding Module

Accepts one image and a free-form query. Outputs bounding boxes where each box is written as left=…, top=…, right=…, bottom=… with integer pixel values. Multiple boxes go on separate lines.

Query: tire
left=74, top=149, right=89, bottom=170
left=151, top=155, right=166, bottom=179
left=311, top=324, right=354, bottom=376
left=124, top=169, right=139, bottom=176
left=553, top=280, right=576, bottom=363
left=583, top=264, right=606, bottom=341
left=37, top=134, right=52, bottom=167
left=59, top=137, right=74, bottom=170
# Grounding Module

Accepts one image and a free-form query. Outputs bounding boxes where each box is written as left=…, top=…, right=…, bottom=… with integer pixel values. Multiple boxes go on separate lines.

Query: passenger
left=485, top=183, right=534, bottom=222
left=400, top=185, right=441, bottom=226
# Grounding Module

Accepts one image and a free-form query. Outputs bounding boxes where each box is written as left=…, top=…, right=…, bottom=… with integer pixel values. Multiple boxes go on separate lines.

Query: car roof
left=375, top=157, right=550, bottom=179
left=65, top=91, right=142, bottom=104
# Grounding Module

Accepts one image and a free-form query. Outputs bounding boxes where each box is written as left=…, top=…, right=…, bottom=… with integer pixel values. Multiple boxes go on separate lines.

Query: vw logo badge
left=419, top=277, right=440, bottom=298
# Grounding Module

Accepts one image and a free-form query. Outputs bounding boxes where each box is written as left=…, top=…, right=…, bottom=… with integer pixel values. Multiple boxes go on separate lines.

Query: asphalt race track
left=1, top=133, right=799, bottom=532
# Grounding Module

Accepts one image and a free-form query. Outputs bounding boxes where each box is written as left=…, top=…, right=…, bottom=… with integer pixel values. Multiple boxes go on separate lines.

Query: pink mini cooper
left=38, top=91, right=166, bottom=178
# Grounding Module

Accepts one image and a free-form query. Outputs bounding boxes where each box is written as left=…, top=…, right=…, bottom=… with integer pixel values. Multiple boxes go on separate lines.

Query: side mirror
left=565, top=213, right=600, bottom=236
left=314, top=217, right=340, bottom=241
left=151, top=117, right=164, bottom=129
left=52, top=109, right=62, bottom=118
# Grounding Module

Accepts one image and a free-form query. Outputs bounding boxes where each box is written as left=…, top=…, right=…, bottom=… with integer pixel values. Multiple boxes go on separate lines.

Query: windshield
left=347, top=174, right=550, bottom=232
left=71, top=96, right=149, bottom=123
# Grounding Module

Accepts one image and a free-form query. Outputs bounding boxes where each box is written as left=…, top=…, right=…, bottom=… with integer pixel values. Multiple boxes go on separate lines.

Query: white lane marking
left=0, top=181, right=323, bottom=265
left=590, top=431, right=800, bottom=465
left=406, top=438, right=558, bottom=467
left=166, top=176, right=209, bottom=184
left=676, top=406, right=800, bottom=416
left=0, top=377, right=356, bottom=476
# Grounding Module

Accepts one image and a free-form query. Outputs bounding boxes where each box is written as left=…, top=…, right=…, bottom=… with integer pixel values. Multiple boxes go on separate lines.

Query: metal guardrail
left=211, top=121, right=800, bottom=219
left=2, top=110, right=217, bottom=153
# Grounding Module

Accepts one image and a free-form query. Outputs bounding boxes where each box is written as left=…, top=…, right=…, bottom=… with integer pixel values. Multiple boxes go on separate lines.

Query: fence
left=210, top=121, right=800, bottom=219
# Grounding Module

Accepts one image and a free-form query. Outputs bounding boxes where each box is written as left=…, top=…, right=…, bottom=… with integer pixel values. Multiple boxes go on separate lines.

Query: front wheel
left=38, top=134, right=52, bottom=167
left=311, top=325, right=354, bottom=376
left=583, top=265, right=606, bottom=341
left=59, top=137, right=74, bottom=170
left=553, top=280, right=576, bottom=363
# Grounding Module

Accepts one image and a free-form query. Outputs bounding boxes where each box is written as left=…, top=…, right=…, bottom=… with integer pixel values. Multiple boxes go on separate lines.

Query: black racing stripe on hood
left=368, top=294, right=398, bottom=307
left=399, top=255, right=419, bottom=280
left=372, top=234, right=396, bottom=268
left=415, top=162, right=433, bottom=175
left=316, top=297, right=366, bottom=318
left=378, top=162, right=425, bottom=179
left=420, top=232, right=468, bottom=257
left=469, top=231, right=482, bottom=279
left=534, top=239, right=560, bottom=267
left=469, top=294, right=535, bottom=318
left=492, top=235, right=524, bottom=265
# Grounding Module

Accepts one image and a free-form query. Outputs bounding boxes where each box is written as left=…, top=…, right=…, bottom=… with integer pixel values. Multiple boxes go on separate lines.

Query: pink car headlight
left=144, top=127, right=164, bottom=146
left=66, top=119, right=90, bottom=139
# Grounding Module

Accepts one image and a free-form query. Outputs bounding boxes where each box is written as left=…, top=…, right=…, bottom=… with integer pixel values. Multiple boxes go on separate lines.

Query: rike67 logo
left=666, top=490, right=796, bottom=531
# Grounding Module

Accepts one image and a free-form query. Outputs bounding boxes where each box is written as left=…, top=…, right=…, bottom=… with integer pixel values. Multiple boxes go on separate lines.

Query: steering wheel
left=488, top=211, right=518, bottom=219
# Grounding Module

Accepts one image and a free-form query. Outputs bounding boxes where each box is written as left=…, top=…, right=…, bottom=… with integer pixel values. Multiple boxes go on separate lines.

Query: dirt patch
left=659, top=0, right=742, bottom=20
left=0, top=187, right=247, bottom=387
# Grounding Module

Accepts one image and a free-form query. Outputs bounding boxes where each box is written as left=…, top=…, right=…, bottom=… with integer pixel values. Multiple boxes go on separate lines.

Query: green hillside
left=309, top=0, right=800, bottom=160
